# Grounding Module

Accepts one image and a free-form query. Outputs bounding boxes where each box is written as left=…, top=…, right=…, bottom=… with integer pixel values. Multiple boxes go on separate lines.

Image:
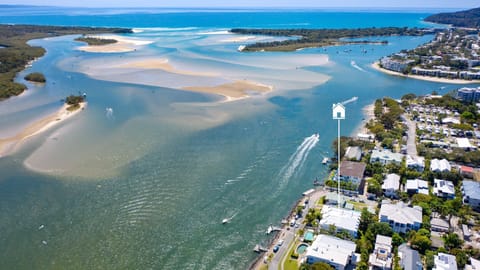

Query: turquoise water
left=297, top=244, right=309, bottom=254
left=0, top=6, right=478, bottom=270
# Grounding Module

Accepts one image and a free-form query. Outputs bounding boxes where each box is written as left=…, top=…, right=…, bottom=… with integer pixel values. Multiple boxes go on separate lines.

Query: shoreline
left=371, top=62, right=480, bottom=84
left=351, top=103, right=374, bottom=137
left=77, top=35, right=152, bottom=53
left=0, top=102, right=86, bottom=158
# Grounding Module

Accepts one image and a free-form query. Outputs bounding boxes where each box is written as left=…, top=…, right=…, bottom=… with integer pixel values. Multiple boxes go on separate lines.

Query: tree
left=392, top=233, right=404, bottom=247
left=300, top=262, right=334, bottom=270
left=454, top=249, right=469, bottom=268
left=411, top=233, right=432, bottom=254
left=359, top=207, right=376, bottom=234
left=368, top=222, right=393, bottom=239
left=443, top=233, right=463, bottom=250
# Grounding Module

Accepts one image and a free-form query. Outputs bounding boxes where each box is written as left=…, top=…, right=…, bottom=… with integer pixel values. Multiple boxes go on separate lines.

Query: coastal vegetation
left=425, top=7, right=480, bottom=28
left=74, top=36, right=118, bottom=46
left=24, top=72, right=45, bottom=83
left=65, top=95, right=85, bottom=111
left=231, top=27, right=429, bottom=52
left=0, top=24, right=131, bottom=101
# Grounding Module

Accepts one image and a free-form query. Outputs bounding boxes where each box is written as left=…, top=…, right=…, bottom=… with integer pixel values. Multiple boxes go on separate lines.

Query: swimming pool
left=296, top=243, right=309, bottom=254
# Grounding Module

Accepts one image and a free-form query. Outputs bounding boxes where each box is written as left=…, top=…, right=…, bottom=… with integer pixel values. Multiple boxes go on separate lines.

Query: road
left=405, top=116, right=418, bottom=157
left=266, top=188, right=328, bottom=270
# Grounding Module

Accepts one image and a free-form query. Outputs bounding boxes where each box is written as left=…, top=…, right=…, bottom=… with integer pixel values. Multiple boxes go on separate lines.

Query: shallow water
left=0, top=7, right=476, bottom=269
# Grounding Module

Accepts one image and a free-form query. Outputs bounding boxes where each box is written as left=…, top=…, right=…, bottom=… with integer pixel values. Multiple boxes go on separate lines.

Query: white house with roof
left=433, top=179, right=455, bottom=199
left=406, top=155, right=425, bottom=172
left=398, top=243, right=423, bottom=270
left=379, top=200, right=422, bottom=233
left=382, top=173, right=400, bottom=198
left=320, top=205, right=361, bottom=238
left=369, top=235, right=393, bottom=270
left=433, top=253, right=457, bottom=270
left=405, top=179, right=429, bottom=195
left=370, top=149, right=404, bottom=165
left=456, top=138, right=475, bottom=150
left=430, top=159, right=451, bottom=172
left=305, top=234, right=357, bottom=270
left=345, top=146, right=362, bottom=161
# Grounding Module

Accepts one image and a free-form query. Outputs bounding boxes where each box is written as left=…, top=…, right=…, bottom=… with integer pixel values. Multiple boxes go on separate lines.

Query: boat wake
left=350, top=60, right=365, bottom=72
left=276, top=134, right=319, bottom=189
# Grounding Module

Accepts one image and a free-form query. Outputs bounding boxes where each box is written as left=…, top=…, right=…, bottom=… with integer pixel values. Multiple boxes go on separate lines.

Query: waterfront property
left=319, top=205, right=361, bottom=238
left=344, top=146, right=362, bottom=161
left=456, top=87, right=480, bottom=103
left=433, top=253, right=458, bottom=270
left=369, top=235, right=393, bottom=270
left=405, top=179, right=429, bottom=195
left=370, top=149, right=404, bottom=166
left=398, top=243, right=422, bottom=270
left=433, top=179, right=455, bottom=199
left=305, top=234, right=357, bottom=270
left=379, top=200, right=422, bottom=233
left=382, top=173, right=400, bottom=198
left=338, top=161, right=366, bottom=185
left=462, top=180, right=480, bottom=210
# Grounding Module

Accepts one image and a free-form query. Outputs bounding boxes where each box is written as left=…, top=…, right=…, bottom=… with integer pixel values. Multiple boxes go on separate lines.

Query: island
left=74, top=36, right=118, bottom=46
left=65, top=94, right=85, bottom=111
left=425, top=7, right=480, bottom=28
left=0, top=24, right=132, bottom=100
left=24, top=72, right=46, bottom=83
left=231, top=27, right=430, bottom=52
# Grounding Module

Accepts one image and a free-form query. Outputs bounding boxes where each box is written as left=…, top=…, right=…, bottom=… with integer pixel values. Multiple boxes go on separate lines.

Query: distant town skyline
left=1, top=0, right=479, bottom=9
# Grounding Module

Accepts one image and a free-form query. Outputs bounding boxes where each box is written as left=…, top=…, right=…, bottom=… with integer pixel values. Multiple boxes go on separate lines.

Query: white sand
left=77, top=35, right=153, bottom=53
left=0, top=102, right=86, bottom=157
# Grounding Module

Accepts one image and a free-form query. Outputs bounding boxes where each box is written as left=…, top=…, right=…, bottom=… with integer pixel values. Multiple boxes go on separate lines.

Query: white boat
left=322, top=157, right=329, bottom=164
left=266, top=225, right=273, bottom=234
left=237, top=45, right=246, bottom=51
left=222, top=218, right=230, bottom=224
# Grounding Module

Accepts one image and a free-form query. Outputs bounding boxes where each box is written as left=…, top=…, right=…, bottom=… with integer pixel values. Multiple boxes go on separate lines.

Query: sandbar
left=0, top=102, right=86, bottom=157
left=77, top=35, right=153, bottom=53
left=116, top=58, right=218, bottom=77
left=220, top=36, right=256, bottom=43
left=183, top=80, right=273, bottom=102
left=371, top=62, right=480, bottom=84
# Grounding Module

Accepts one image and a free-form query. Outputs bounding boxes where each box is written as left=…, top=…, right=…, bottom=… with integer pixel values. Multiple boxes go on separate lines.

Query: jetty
left=253, top=244, right=268, bottom=253
left=266, top=224, right=281, bottom=235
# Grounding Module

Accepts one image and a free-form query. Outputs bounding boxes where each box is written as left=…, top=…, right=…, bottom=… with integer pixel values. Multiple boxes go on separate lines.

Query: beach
left=371, top=62, right=480, bottom=84
left=0, top=102, right=86, bottom=157
left=351, top=103, right=375, bottom=136
left=77, top=35, right=153, bottom=53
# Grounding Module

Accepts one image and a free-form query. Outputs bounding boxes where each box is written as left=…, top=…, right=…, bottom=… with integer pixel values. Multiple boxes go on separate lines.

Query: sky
left=1, top=0, right=479, bottom=9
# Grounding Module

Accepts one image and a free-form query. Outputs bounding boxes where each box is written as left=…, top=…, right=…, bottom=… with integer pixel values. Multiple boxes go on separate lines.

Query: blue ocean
left=0, top=6, right=475, bottom=269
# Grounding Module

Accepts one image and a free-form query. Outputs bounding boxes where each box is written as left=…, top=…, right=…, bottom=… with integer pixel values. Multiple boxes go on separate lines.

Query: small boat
left=322, top=157, right=329, bottom=164
left=266, top=224, right=273, bottom=234
left=313, top=180, right=321, bottom=186
left=222, top=218, right=230, bottom=224
left=237, top=45, right=246, bottom=52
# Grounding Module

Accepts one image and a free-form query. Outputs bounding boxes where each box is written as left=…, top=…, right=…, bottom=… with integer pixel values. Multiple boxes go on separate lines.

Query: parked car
left=273, top=245, right=279, bottom=253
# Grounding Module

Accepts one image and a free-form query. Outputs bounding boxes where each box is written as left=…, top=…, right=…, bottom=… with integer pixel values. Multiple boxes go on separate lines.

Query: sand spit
left=77, top=35, right=153, bottom=53
left=0, top=103, right=86, bottom=157
left=116, top=58, right=218, bottom=77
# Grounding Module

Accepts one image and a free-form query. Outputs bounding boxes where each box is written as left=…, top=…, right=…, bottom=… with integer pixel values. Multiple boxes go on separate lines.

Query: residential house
left=407, top=155, right=425, bottom=172
left=379, top=200, right=422, bottom=233
left=431, top=217, right=450, bottom=232
left=369, top=235, right=393, bottom=270
left=370, top=149, right=404, bottom=165
left=305, top=234, right=357, bottom=270
left=430, top=159, right=451, bottom=173
left=398, top=244, right=423, bottom=270
left=462, top=180, right=480, bottom=210
left=433, top=179, right=455, bottom=199
left=457, top=138, right=475, bottom=151
left=345, top=146, right=362, bottom=161
left=382, top=173, right=400, bottom=198
left=405, top=179, right=429, bottom=195
left=460, top=166, right=475, bottom=179
left=433, top=253, right=458, bottom=270
left=338, top=161, right=366, bottom=186
left=320, top=205, right=361, bottom=238
left=465, top=257, right=480, bottom=270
